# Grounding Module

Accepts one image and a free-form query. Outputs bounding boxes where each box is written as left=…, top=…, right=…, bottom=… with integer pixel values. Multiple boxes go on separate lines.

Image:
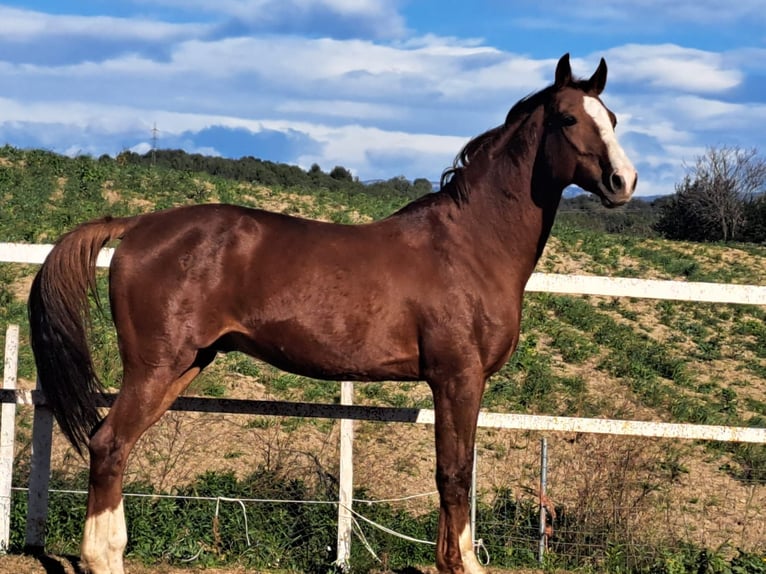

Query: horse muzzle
left=601, top=167, right=638, bottom=207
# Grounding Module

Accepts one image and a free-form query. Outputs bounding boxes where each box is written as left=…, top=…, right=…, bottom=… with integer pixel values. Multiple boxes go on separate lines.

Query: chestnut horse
left=28, top=54, right=636, bottom=574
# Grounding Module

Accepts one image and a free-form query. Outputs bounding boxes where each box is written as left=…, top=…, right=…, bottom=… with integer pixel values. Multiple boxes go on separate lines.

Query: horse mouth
left=599, top=193, right=631, bottom=208
left=599, top=169, right=637, bottom=208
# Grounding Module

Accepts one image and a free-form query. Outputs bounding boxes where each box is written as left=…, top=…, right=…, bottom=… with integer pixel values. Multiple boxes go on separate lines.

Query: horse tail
left=28, top=215, right=138, bottom=456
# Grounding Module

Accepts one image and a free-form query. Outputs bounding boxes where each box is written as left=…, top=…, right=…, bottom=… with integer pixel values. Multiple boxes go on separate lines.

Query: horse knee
left=88, top=425, right=129, bottom=487
left=435, top=465, right=473, bottom=503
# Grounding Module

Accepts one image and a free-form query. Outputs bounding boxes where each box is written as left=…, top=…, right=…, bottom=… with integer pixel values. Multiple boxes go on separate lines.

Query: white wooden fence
left=1, top=242, right=765, bottom=561
left=2, top=242, right=766, bottom=305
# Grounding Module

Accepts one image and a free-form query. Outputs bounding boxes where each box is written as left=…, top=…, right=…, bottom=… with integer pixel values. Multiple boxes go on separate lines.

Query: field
left=1, top=147, right=765, bottom=572
left=0, top=554, right=545, bottom=574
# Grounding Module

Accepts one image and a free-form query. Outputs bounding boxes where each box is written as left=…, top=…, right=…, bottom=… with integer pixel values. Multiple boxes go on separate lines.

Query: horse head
left=540, top=53, right=638, bottom=207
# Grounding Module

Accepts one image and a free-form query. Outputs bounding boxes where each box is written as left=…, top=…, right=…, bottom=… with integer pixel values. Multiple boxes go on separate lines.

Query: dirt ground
left=0, top=554, right=249, bottom=574
left=0, top=553, right=546, bottom=574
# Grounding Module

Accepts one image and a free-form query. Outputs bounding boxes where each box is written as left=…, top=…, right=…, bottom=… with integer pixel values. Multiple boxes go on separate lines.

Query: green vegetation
left=6, top=471, right=765, bottom=573
left=7, top=469, right=437, bottom=573
left=1, top=146, right=765, bottom=572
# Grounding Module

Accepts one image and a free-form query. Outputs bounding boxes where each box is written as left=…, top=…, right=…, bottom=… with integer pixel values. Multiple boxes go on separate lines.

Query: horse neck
left=455, top=125, right=565, bottom=286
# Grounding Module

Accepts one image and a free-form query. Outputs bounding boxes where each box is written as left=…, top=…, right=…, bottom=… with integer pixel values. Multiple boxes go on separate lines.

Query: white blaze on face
left=582, top=95, right=637, bottom=197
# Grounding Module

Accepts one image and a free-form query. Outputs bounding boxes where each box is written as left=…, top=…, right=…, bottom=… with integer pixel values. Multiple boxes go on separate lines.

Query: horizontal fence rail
left=3, top=241, right=766, bottom=305
left=1, top=389, right=764, bottom=444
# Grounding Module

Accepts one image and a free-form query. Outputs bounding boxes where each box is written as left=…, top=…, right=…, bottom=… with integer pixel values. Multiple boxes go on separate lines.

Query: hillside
left=1, top=147, right=764, bottom=570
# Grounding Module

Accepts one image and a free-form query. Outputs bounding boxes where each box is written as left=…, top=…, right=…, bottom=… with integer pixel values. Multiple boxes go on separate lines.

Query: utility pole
left=151, top=123, right=159, bottom=166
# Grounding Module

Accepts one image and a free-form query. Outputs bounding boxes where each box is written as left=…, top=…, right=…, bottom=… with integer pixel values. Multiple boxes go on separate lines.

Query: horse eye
left=560, top=114, right=577, bottom=127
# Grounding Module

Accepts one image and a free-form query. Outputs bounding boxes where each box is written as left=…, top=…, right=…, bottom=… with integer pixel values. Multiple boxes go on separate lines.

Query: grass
left=1, top=146, right=765, bottom=571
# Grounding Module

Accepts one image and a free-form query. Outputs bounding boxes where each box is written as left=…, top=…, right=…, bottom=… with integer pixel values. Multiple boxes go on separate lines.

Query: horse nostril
left=610, top=172, right=625, bottom=193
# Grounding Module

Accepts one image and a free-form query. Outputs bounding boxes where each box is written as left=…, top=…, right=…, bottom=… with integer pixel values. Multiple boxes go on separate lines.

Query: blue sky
left=1, top=1, right=765, bottom=197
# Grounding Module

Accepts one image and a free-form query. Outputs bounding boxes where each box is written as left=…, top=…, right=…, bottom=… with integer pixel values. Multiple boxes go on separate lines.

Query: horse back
left=107, top=204, right=452, bottom=380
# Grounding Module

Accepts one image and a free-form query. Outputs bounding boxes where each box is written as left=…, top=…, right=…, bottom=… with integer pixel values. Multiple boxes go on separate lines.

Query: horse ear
left=554, top=53, right=572, bottom=89
left=586, top=58, right=608, bottom=95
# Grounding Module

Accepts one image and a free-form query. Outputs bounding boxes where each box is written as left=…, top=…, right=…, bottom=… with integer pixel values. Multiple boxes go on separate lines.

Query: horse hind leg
left=80, top=407, right=137, bottom=574
left=80, top=352, right=213, bottom=574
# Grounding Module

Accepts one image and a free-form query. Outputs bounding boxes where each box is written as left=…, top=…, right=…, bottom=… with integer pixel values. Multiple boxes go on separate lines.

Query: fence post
left=538, top=437, right=548, bottom=564
left=0, top=325, right=19, bottom=552
left=335, top=381, right=354, bottom=570
left=24, top=376, right=53, bottom=552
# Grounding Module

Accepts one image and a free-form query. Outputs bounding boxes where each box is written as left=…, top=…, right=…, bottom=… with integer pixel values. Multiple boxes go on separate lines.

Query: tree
left=655, top=176, right=715, bottom=241
left=741, top=193, right=766, bottom=243
left=329, top=165, right=353, bottom=182
left=655, top=146, right=766, bottom=242
left=412, top=177, right=434, bottom=196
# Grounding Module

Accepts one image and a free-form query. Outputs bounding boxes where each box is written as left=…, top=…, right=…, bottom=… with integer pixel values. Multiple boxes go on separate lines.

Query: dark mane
left=440, top=86, right=556, bottom=203
left=440, top=76, right=591, bottom=204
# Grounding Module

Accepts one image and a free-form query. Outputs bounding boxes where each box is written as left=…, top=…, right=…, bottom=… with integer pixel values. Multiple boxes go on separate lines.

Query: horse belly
left=229, top=314, right=421, bottom=382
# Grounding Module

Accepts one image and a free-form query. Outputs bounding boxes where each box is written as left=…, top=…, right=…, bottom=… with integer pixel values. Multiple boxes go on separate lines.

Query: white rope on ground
left=349, top=514, right=380, bottom=563
left=214, top=497, right=252, bottom=547
left=11, top=486, right=331, bottom=562
left=178, top=545, right=203, bottom=563
left=340, top=503, right=436, bottom=546
left=11, top=486, right=452, bottom=564
left=11, top=486, right=441, bottom=548
left=475, top=538, right=491, bottom=566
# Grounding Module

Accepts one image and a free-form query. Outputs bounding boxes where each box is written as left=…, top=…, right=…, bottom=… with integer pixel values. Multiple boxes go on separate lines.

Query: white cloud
left=129, top=142, right=153, bottom=155
left=136, top=0, right=396, bottom=18
left=0, top=94, right=468, bottom=179
left=133, top=0, right=407, bottom=38
left=0, top=6, right=206, bottom=41
left=0, top=32, right=546, bottom=125
left=275, top=99, right=402, bottom=121
left=169, top=36, right=427, bottom=79
left=0, top=3, right=761, bottom=196
left=518, top=0, right=766, bottom=26
left=290, top=123, right=467, bottom=174
left=602, top=44, right=742, bottom=92
left=669, top=96, right=766, bottom=131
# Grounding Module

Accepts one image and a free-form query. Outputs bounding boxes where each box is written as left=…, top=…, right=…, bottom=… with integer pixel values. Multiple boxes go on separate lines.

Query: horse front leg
left=429, top=370, right=486, bottom=574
